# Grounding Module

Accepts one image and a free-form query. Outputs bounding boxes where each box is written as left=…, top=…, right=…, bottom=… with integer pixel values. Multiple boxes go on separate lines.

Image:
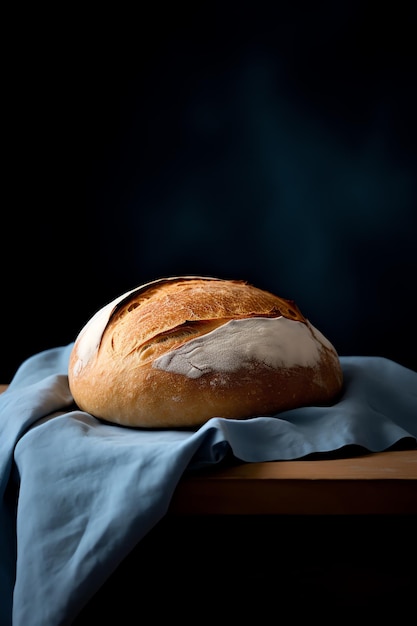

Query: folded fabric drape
left=1, top=345, right=416, bottom=626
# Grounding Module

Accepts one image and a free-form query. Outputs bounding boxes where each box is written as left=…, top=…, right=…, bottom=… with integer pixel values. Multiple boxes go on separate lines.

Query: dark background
left=2, top=2, right=417, bottom=383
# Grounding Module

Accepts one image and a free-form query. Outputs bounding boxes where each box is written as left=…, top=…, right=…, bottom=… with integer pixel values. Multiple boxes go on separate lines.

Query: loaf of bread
left=68, top=276, right=343, bottom=428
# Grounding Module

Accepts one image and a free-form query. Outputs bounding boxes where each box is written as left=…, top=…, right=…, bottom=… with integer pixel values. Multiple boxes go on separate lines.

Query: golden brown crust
left=68, top=276, right=343, bottom=428
left=107, top=277, right=306, bottom=357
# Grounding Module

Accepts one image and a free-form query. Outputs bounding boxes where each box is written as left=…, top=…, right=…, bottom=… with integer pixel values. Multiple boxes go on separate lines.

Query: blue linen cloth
left=1, top=344, right=416, bottom=626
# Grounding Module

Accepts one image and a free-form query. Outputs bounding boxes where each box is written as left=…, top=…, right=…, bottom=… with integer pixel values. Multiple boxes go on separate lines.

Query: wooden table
left=2, top=383, right=416, bottom=515
left=169, top=449, right=417, bottom=515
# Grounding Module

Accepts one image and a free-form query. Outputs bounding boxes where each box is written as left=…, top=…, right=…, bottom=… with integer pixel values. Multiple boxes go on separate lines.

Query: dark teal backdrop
left=2, top=3, right=416, bottom=382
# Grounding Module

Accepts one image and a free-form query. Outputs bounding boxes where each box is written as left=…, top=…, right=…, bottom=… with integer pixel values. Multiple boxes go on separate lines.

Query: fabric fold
left=0, top=345, right=416, bottom=625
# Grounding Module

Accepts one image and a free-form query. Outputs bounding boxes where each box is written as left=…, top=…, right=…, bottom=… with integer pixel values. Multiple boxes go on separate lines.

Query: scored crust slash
left=68, top=276, right=344, bottom=428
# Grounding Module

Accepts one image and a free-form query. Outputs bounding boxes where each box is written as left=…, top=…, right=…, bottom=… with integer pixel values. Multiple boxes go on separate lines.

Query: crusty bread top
left=72, top=276, right=307, bottom=374
left=110, top=277, right=305, bottom=343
